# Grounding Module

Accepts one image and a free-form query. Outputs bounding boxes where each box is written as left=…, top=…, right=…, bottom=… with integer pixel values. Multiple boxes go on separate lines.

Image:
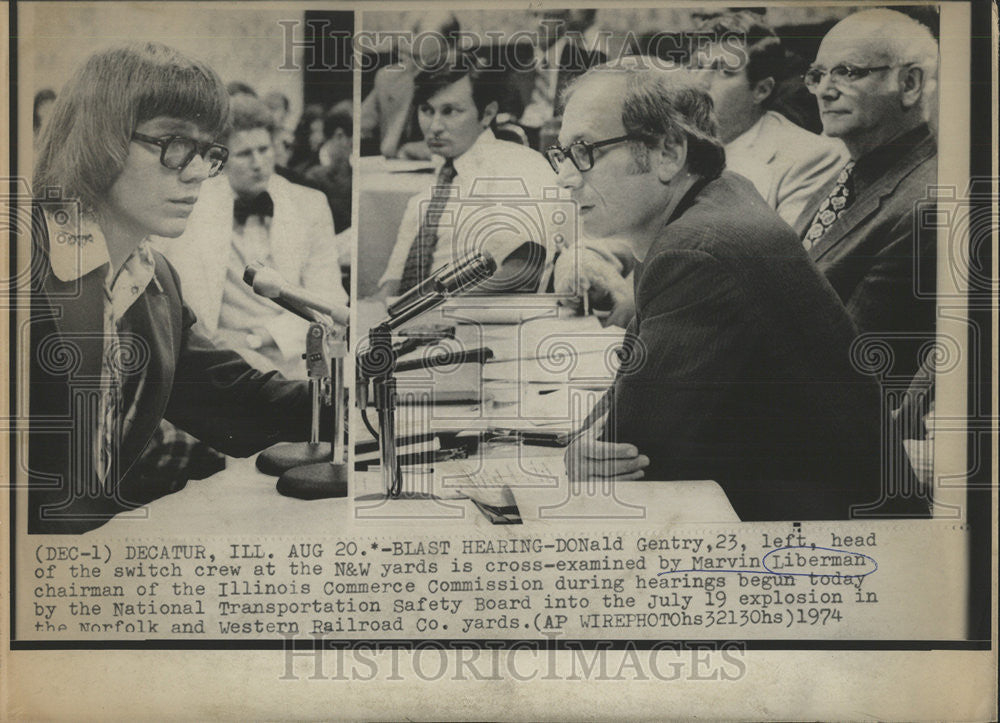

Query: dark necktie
left=398, top=160, right=457, bottom=294
left=803, top=161, right=856, bottom=249
left=234, top=191, right=274, bottom=225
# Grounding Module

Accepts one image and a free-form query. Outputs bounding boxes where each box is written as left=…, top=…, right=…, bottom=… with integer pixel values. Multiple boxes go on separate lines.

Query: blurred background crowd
left=359, top=5, right=938, bottom=158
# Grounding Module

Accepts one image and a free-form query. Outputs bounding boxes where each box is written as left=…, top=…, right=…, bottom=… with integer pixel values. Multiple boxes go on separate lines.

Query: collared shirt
left=218, top=213, right=285, bottom=342
left=46, top=211, right=156, bottom=315
left=380, top=129, right=563, bottom=287
left=45, top=211, right=156, bottom=480
left=156, top=173, right=347, bottom=379
left=519, top=37, right=569, bottom=129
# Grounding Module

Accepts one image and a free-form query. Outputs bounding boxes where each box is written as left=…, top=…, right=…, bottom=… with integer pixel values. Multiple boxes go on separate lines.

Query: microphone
left=386, top=251, right=497, bottom=327
left=243, top=263, right=350, bottom=327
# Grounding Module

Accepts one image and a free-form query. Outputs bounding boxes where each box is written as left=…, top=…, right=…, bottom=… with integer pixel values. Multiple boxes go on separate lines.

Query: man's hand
left=554, top=246, right=636, bottom=327
left=565, top=437, right=649, bottom=481
left=600, top=292, right=635, bottom=329
left=396, top=141, right=432, bottom=160
left=367, top=280, right=399, bottom=304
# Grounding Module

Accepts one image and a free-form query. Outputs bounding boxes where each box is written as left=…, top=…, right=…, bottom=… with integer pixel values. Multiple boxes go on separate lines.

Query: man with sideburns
left=373, top=52, right=561, bottom=300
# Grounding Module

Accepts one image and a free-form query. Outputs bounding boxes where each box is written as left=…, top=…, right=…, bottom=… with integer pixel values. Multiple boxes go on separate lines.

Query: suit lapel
left=267, top=178, right=301, bottom=282
left=727, top=114, right=777, bottom=202
left=42, top=267, right=107, bottom=382
left=117, top=268, right=175, bottom=472
left=807, top=136, right=936, bottom=262
left=806, top=178, right=882, bottom=262
left=792, top=173, right=839, bottom=235
left=753, top=113, right=779, bottom=166
left=32, top=203, right=107, bottom=381
left=201, top=182, right=236, bottom=333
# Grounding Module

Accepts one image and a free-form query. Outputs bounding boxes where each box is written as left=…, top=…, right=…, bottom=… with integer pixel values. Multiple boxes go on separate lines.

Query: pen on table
left=481, top=428, right=571, bottom=448
left=537, top=234, right=565, bottom=294
left=536, top=258, right=555, bottom=294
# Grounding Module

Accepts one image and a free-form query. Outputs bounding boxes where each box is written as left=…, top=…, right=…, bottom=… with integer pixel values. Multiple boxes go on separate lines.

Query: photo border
left=4, top=0, right=994, bottom=655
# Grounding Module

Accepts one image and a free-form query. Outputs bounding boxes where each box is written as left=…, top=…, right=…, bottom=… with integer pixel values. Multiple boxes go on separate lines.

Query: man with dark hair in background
left=360, top=11, right=461, bottom=159
left=552, top=62, right=926, bottom=520
left=371, top=52, right=560, bottom=301
left=692, top=11, right=849, bottom=226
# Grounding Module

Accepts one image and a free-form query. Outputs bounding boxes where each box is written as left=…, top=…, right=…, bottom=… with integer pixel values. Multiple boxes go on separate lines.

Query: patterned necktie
left=97, top=244, right=155, bottom=491
left=398, top=160, right=457, bottom=293
left=98, top=283, right=122, bottom=490
left=803, top=160, right=856, bottom=249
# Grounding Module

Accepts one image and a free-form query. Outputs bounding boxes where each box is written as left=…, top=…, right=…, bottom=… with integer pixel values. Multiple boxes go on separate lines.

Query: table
left=87, top=308, right=738, bottom=536
left=355, top=301, right=738, bottom=524
left=354, top=297, right=624, bottom=436
left=86, top=451, right=736, bottom=537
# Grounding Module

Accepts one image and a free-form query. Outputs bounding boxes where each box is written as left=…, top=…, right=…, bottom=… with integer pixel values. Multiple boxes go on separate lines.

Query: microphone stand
left=276, top=323, right=349, bottom=499
left=241, top=262, right=350, bottom=497
left=358, top=326, right=494, bottom=498
left=256, top=323, right=333, bottom=475
left=356, top=252, right=497, bottom=498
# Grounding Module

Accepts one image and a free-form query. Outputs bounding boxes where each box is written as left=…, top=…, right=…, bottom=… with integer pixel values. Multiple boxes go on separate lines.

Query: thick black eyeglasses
left=544, top=135, right=636, bottom=174
left=802, top=63, right=900, bottom=92
left=131, top=133, right=229, bottom=177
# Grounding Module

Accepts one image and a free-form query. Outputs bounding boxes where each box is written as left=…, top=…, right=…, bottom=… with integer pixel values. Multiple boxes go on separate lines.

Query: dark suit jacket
left=794, top=124, right=938, bottom=384
left=502, top=38, right=606, bottom=120
left=603, top=172, right=927, bottom=521
left=27, top=209, right=315, bottom=533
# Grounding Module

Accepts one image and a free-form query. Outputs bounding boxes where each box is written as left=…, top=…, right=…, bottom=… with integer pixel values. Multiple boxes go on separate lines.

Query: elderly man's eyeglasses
left=802, top=63, right=903, bottom=92
left=132, top=133, right=229, bottom=177
left=544, top=135, right=636, bottom=174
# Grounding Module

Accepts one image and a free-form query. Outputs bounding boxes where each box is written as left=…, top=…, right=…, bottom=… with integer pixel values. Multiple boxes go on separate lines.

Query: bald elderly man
left=795, top=9, right=939, bottom=387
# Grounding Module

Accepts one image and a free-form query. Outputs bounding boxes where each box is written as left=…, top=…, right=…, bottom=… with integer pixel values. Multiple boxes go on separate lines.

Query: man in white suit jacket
left=159, top=97, right=347, bottom=378
left=724, top=109, right=848, bottom=227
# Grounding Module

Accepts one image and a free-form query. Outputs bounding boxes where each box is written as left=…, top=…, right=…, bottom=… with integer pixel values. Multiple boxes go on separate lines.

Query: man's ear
left=480, top=100, right=499, bottom=128
left=899, top=65, right=925, bottom=109
left=752, top=76, right=775, bottom=106
left=653, top=137, right=687, bottom=184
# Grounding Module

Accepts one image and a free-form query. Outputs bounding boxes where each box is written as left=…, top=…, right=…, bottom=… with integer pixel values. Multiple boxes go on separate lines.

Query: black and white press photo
left=354, top=5, right=949, bottom=522
left=2, top=2, right=995, bottom=721
left=13, top=4, right=354, bottom=535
